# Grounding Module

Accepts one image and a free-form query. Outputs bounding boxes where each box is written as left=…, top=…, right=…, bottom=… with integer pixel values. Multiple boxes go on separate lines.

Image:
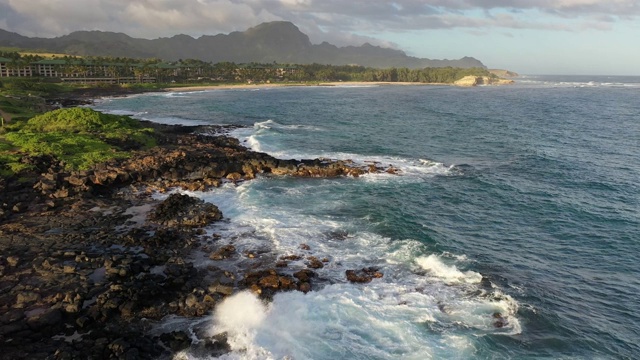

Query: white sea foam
left=245, top=135, right=264, bottom=152
left=164, top=92, right=192, bottom=98
left=200, top=284, right=477, bottom=359
left=197, top=278, right=519, bottom=359
left=161, top=178, right=522, bottom=359
left=97, top=109, right=148, bottom=117
left=232, top=122, right=456, bottom=182
left=139, top=106, right=520, bottom=358
left=253, top=119, right=323, bottom=131
left=516, top=78, right=640, bottom=89
left=253, top=119, right=276, bottom=130
left=416, top=254, right=482, bottom=285
left=210, top=291, right=270, bottom=355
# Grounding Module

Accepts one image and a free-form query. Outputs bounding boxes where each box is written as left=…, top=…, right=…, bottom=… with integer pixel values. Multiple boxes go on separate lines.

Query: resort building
left=0, top=57, right=8, bottom=77
left=0, top=57, right=34, bottom=77
left=0, top=55, right=300, bottom=83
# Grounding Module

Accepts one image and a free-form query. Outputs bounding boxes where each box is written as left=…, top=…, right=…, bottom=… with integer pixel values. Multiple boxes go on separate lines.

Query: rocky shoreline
left=0, top=111, right=396, bottom=359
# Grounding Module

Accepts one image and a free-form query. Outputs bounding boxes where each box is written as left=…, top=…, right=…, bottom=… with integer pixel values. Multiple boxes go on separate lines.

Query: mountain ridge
left=0, top=22, right=486, bottom=69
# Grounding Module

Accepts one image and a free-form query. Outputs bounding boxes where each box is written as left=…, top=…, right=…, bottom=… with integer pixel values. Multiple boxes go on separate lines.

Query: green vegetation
left=291, top=64, right=496, bottom=83
left=0, top=95, right=46, bottom=123
left=0, top=78, right=76, bottom=133
left=1, top=50, right=495, bottom=85
left=0, top=141, right=29, bottom=177
left=0, top=108, right=155, bottom=176
left=0, top=78, right=69, bottom=95
left=25, top=107, right=138, bottom=132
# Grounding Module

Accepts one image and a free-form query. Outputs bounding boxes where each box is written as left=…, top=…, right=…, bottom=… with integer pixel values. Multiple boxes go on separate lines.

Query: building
left=0, top=57, right=34, bottom=77
left=0, top=57, right=9, bottom=77
left=32, top=59, right=67, bottom=78
left=1, top=56, right=299, bottom=83
left=32, top=58, right=155, bottom=84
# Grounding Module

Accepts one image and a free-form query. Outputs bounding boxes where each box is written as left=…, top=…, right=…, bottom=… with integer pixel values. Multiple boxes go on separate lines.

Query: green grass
left=25, top=107, right=140, bottom=132
left=0, top=78, right=70, bottom=95
left=0, top=108, right=156, bottom=175
left=4, top=132, right=127, bottom=169
left=0, top=95, right=43, bottom=121
left=0, top=140, right=30, bottom=177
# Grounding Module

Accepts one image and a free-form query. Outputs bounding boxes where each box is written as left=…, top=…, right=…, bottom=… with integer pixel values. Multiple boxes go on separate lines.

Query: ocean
left=93, top=75, right=640, bottom=359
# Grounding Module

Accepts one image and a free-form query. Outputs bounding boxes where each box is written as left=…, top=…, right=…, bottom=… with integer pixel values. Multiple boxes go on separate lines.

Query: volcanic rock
left=345, top=267, right=384, bottom=283
left=149, top=193, right=222, bottom=228
left=209, top=245, right=236, bottom=260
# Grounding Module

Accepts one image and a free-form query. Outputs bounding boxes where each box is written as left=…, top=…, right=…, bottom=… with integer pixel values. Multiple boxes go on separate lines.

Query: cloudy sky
left=1, top=0, right=638, bottom=75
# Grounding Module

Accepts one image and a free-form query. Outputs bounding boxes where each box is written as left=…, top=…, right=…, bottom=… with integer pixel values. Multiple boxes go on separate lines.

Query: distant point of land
left=489, top=69, right=519, bottom=77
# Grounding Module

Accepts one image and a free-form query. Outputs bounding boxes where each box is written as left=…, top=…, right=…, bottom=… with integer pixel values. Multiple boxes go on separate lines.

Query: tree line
left=0, top=52, right=494, bottom=84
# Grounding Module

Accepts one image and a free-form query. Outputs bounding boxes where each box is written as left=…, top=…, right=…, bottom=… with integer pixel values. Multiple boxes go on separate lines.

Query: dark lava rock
left=298, top=282, right=311, bottom=293
left=280, top=254, right=302, bottom=261
left=327, top=230, right=349, bottom=240
left=306, top=256, right=324, bottom=269
left=243, top=269, right=299, bottom=299
left=493, top=312, right=508, bottom=328
left=293, top=269, right=316, bottom=282
left=160, top=330, right=191, bottom=352
left=209, top=245, right=236, bottom=260
left=149, top=193, right=222, bottom=228
left=346, top=267, right=384, bottom=283
left=26, top=308, right=62, bottom=330
left=480, top=276, right=493, bottom=289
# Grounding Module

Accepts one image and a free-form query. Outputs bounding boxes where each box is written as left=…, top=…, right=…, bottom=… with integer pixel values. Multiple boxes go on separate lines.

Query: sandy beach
left=164, top=81, right=443, bottom=92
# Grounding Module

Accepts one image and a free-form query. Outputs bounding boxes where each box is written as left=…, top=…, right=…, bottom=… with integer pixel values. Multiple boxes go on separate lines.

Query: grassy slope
left=0, top=81, right=156, bottom=177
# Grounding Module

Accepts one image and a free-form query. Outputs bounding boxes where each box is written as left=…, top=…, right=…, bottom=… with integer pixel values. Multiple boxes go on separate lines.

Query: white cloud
left=0, top=0, right=636, bottom=43
left=1, top=0, right=281, bottom=38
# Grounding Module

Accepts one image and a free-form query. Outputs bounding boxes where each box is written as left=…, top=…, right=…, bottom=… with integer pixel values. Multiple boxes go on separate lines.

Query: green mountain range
left=0, top=21, right=485, bottom=69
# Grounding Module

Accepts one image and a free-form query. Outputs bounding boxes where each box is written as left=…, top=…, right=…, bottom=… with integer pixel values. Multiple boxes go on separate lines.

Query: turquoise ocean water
left=93, top=75, right=640, bottom=359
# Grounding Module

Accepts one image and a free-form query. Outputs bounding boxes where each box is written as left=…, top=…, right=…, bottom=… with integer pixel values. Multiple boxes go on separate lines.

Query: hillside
left=0, top=22, right=485, bottom=69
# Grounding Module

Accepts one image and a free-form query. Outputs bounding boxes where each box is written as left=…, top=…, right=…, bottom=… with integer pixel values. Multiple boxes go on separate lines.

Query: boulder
left=306, top=256, right=324, bottom=269
left=293, top=269, right=316, bottom=282
left=26, top=308, right=62, bottom=330
left=209, top=245, right=236, bottom=260
left=6, top=256, right=19, bottom=267
left=345, top=267, right=384, bottom=283
left=208, top=283, right=233, bottom=296
left=243, top=269, right=298, bottom=298
left=298, top=282, right=311, bottom=293
left=149, top=193, right=222, bottom=228
left=15, top=292, right=41, bottom=308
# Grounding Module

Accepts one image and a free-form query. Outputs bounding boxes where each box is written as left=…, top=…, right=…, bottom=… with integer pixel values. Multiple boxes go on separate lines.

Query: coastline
left=164, top=81, right=452, bottom=92
left=0, top=95, right=398, bottom=358
left=0, top=78, right=513, bottom=358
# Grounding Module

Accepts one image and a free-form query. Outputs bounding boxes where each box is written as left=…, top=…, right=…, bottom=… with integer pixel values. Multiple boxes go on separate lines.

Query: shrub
left=25, top=107, right=140, bottom=132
